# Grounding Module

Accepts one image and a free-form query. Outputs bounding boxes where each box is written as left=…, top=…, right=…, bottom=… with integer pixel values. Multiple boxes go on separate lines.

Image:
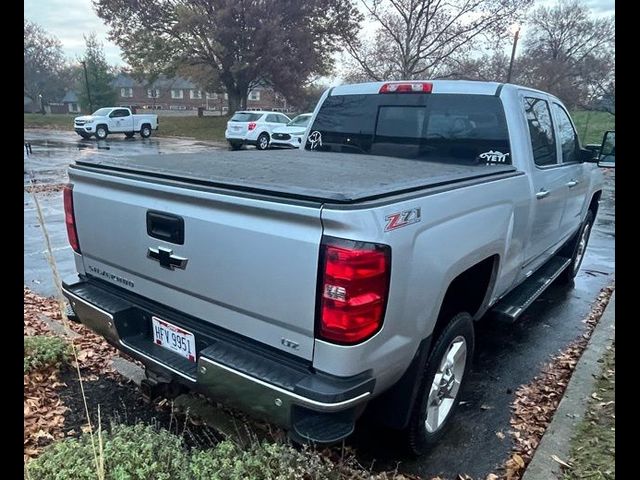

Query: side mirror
left=597, top=130, right=615, bottom=168
left=580, top=148, right=598, bottom=163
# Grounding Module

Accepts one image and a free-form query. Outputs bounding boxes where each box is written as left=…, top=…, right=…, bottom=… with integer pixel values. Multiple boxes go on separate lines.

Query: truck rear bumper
left=62, top=278, right=374, bottom=443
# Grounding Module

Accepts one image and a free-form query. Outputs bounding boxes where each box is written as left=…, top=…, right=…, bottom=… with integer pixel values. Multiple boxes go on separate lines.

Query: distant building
left=111, top=73, right=295, bottom=113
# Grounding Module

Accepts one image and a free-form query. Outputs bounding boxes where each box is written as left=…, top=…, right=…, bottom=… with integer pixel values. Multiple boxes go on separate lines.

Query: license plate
left=233, top=126, right=241, bottom=131
left=152, top=316, right=196, bottom=362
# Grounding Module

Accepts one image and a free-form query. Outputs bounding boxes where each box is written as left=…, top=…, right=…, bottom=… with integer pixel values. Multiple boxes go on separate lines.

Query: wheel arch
left=365, top=254, right=499, bottom=430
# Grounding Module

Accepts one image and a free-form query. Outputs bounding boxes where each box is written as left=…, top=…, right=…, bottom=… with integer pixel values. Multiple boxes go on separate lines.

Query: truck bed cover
left=74, top=149, right=518, bottom=204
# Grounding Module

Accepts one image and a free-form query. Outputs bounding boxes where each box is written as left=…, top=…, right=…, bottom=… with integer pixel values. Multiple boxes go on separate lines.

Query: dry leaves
left=24, top=183, right=65, bottom=195
left=24, top=287, right=122, bottom=461
left=502, top=283, right=614, bottom=480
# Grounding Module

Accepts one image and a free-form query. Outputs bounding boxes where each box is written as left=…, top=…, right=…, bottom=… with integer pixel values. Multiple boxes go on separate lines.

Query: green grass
left=24, top=113, right=229, bottom=142
left=562, top=343, right=615, bottom=480
left=571, top=110, right=615, bottom=145
left=25, top=109, right=615, bottom=145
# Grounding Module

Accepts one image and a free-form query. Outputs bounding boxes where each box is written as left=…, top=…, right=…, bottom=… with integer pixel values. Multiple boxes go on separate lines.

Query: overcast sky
left=25, top=0, right=615, bottom=68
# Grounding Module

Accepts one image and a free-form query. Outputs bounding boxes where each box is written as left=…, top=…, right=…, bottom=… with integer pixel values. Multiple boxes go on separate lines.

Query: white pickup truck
left=74, top=107, right=158, bottom=140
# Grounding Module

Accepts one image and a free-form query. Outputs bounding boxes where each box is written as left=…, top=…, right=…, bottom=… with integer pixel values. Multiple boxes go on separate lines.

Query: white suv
left=225, top=111, right=291, bottom=150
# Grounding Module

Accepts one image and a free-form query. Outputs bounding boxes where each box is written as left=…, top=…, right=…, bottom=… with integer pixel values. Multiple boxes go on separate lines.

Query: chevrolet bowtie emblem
left=147, top=247, right=188, bottom=270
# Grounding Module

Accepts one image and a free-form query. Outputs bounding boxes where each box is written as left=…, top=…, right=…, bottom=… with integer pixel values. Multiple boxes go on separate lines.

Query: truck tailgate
left=69, top=167, right=323, bottom=360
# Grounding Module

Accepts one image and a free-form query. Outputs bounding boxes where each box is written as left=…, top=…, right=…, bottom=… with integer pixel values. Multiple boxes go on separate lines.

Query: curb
left=521, top=291, right=615, bottom=480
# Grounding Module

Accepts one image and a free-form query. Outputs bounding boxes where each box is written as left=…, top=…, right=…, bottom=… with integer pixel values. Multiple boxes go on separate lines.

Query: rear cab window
left=305, top=93, right=511, bottom=165
left=230, top=112, right=263, bottom=122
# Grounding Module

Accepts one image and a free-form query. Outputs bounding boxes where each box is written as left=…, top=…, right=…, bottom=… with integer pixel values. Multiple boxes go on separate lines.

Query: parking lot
left=23, top=128, right=615, bottom=478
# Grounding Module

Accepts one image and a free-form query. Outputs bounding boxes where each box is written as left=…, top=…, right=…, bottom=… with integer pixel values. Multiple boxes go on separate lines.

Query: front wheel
left=405, top=312, right=474, bottom=456
left=256, top=132, right=270, bottom=150
left=558, top=210, right=594, bottom=284
left=95, top=125, right=108, bottom=140
left=140, top=124, right=152, bottom=138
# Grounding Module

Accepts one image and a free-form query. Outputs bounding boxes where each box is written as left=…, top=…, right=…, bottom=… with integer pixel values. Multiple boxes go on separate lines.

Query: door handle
left=566, top=180, right=579, bottom=188
left=536, top=189, right=550, bottom=199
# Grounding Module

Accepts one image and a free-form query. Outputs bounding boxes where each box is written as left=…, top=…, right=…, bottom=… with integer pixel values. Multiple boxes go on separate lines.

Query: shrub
left=26, top=424, right=191, bottom=480
left=24, top=335, right=71, bottom=374
left=27, top=424, right=367, bottom=480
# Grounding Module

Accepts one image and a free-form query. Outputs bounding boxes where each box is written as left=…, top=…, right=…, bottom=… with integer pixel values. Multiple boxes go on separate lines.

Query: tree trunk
left=225, top=82, right=249, bottom=114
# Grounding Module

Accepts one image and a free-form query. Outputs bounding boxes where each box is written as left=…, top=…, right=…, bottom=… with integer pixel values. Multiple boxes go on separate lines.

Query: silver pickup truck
left=61, top=80, right=608, bottom=454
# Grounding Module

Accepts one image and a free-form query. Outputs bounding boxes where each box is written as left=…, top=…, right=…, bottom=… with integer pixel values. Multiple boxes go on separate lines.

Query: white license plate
left=152, top=316, right=196, bottom=362
left=233, top=126, right=241, bottom=131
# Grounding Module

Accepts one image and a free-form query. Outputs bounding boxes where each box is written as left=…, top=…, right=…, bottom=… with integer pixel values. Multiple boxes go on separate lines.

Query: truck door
left=551, top=102, right=589, bottom=240
left=108, top=108, right=131, bottom=132
left=521, top=94, right=569, bottom=272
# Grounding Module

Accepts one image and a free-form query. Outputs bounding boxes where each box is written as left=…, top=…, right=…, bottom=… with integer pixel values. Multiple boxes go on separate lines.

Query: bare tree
left=517, top=0, right=614, bottom=109
left=343, top=0, right=532, bottom=81
left=24, top=20, right=68, bottom=110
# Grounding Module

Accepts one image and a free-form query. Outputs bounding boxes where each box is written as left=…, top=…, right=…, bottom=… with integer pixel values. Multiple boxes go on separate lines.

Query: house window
left=169, top=105, right=187, bottom=110
left=147, top=89, right=160, bottom=98
left=171, top=89, right=184, bottom=99
left=120, top=87, right=133, bottom=98
left=190, top=90, right=202, bottom=99
left=206, top=92, right=216, bottom=100
left=248, top=90, right=260, bottom=101
left=224, top=93, right=228, bottom=100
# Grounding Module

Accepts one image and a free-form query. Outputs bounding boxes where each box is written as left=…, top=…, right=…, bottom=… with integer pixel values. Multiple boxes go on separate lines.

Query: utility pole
left=81, top=61, right=94, bottom=113
left=506, top=25, right=521, bottom=84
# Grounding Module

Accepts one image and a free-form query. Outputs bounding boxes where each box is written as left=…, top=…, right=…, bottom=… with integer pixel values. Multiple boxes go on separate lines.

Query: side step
left=490, top=256, right=571, bottom=322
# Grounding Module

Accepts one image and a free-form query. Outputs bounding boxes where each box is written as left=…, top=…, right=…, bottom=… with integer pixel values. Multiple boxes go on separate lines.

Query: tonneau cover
left=74, top=149, right=517, bottom=203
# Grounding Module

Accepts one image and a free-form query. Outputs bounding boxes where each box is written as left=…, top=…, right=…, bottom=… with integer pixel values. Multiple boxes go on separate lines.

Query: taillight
left=317, top=237, right=391, bottom=345
left=248, top=122, right=257, bottom=131
left=379, top=82, right=433, bottom=94
left=63, top=184, right=80, bottom=253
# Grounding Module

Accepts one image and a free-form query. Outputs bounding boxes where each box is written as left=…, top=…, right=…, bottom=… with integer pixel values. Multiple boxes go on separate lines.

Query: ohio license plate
left=152, top=316, right=196, bottom=362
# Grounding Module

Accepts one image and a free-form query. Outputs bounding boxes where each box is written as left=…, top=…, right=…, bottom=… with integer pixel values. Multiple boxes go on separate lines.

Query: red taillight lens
left=248, top=122, right=257, bottom=131
left=318, top=237, right=391, bottom=345
left=379, top=82, right=433, bottom=94
left=63, top=184, right=80, bottom=253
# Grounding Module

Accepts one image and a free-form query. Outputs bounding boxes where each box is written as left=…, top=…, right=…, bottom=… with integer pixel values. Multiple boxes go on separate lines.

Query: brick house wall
left=112, top=74, right=296, bottom=113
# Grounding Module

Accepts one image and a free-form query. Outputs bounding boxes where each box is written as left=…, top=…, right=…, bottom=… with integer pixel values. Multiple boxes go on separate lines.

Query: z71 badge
left=385, top=208, right=421, bottom=232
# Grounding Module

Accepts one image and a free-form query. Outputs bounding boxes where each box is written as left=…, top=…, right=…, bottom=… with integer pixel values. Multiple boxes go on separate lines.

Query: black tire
left=125, top=132, right=135, bottom=139
left=140, top=124, right=152, bottom=138
left=405, top=312, right=475, bottom=456
left=558, top=210, right=595, bottom=284
left=256, top=132, right=270, bottom=150
left=95, top=125, right=109, bottom=140
left=229, top=141, right=243, bottom=151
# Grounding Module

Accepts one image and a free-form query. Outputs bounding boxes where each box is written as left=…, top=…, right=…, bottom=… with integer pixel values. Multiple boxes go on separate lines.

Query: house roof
left=61, top=90, right=79, bottom=103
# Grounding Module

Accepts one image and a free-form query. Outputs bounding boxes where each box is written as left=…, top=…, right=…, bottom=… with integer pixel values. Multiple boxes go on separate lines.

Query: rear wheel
left=558, top=210, right=594, bottom=284
left=140, top=124, right=152, bottom=138
left=405, top=312, right=474, bottom=455
left=229, top=141, right=243, bottom=151
left=256, top=132, right=270, bottom=150
left=125, top=132, right=135, bottom=139
left=95, top=125, right=108, bottom=140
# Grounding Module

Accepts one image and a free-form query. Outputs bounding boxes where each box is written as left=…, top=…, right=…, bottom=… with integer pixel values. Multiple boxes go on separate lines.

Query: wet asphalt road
left=23, top=128, right=615, bottom=479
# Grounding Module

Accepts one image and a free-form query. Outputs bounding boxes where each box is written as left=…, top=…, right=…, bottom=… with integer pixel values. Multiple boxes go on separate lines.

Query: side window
left=111, top=109, right=130, bottom=118
left=278, top=114, right=289, bottom=124
left=523, top=97, right=557, bottom=166
left=266, top=114, right=279, bottom=123
left=552, top=104, right=579, bottom=163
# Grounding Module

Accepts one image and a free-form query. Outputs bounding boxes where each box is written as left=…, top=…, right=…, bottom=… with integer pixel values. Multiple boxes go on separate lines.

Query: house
left=61, top=91, right=81, bottom=114
left=111, top=73, right=295, bottom=113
